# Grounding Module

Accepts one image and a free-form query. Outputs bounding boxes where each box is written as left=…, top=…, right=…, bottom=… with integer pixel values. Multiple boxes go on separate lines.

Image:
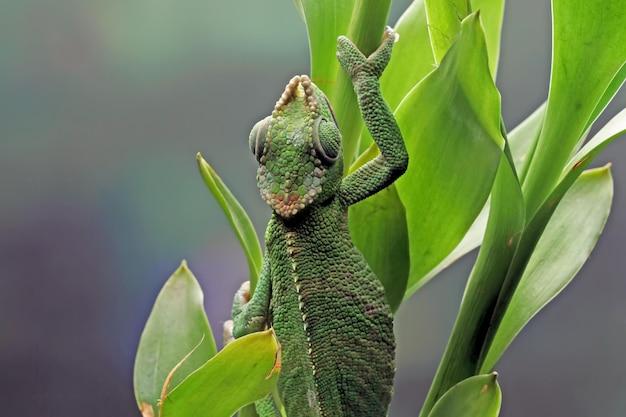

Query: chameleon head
left=249, top=75, right=343, bottom=219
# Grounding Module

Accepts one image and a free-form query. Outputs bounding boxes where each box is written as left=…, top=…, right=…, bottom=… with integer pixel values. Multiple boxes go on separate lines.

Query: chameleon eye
left=313, top=117, right=341, bottom=164
left=249, top=116, right=271, bottom=162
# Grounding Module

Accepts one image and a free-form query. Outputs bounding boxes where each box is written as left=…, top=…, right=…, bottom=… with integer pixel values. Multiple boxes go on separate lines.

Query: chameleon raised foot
left=230, top=27, right=407, bottom=417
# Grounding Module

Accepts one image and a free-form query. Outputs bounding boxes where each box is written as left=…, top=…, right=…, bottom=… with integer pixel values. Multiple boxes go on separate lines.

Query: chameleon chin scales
left=224, top=27, right=408, bottom=417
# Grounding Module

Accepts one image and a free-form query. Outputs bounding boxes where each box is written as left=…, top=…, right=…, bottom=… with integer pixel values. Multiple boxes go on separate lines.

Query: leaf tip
left=176, top=259, right=190, bottom=274
left=140, top=402, right=155, bottom=417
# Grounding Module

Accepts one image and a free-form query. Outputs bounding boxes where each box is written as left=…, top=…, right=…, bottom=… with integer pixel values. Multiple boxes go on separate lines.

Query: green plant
left=133, top=0, right=626, bottom=416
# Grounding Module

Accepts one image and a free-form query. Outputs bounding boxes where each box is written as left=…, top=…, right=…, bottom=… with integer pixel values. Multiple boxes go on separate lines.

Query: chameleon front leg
left=337, top=27, right=408, bottom=206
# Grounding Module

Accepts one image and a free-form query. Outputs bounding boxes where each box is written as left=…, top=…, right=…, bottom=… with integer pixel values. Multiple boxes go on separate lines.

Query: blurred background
left=1, top=0, right=625, bottom=416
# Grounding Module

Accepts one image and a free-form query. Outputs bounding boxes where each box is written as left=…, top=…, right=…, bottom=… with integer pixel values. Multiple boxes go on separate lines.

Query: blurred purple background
left=1, top=1, right=625, bottom=416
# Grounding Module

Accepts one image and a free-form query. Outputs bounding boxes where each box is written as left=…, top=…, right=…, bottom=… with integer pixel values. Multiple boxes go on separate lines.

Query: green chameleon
left=226, top=27, right=408, bottom=417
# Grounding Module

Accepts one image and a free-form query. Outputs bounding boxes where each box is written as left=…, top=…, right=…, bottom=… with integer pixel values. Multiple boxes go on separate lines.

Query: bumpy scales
left=228, top=28, right=408, bottom=417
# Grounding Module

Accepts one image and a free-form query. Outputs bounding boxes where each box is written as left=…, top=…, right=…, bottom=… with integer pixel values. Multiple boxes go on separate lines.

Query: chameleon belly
left=267, top=201, right=395, bottom=417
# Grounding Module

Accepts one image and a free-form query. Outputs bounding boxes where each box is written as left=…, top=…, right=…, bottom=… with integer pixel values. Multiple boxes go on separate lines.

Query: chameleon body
left=230, top=28, right=408, bottom=417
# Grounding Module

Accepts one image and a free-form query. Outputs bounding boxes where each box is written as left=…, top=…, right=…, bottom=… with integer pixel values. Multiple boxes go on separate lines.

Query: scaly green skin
left=231, top=28, right=408, bottom=417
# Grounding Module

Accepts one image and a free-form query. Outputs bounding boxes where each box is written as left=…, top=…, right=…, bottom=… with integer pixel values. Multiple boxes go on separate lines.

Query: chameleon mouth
left=258, top=165, right=324, bottom=220
left=259, top=175, right=324, bottom=220
left=268, top=193, right=307, bottom=219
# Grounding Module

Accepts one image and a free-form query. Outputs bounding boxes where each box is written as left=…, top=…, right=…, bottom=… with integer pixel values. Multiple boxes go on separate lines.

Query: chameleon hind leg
left=225, top=260, right=281, bottom=417
left=230, top=258, right=272, bottom=338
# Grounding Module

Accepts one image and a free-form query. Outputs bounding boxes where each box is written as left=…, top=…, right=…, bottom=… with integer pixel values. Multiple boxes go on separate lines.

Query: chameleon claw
left=223, top=320, right=235, bottom=346
left=337, top=27, right=398, bottom=80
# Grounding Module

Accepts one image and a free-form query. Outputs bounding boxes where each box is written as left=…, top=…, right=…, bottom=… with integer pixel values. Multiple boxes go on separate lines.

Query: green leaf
left=427, top=373, right=501, bottom=417
left=584, top=62, right=626, bottom=135
left=471, top=0, right=505, bottom=78
left=477, top=109, right=626, bottom=370
left=509, top=103, right=545, bottom=181
left=237, top=405, right=260, bottom=417
left=424, top=0, right=504, bottom=78
left=477, top=110, right=626, bottom=370
left=424, top=0, right=471, bottom=65
left=134, top=261, right=217, bottom=413
left=161, top=330, right=281, bottom=417
left=382, top=0, right=434, bottom=111
left=349, top=184, right=409, bottom=313
left=481, top=166, right=614, bottom=372
left=295, top=0, right=355, bottom=98
left=407, top=202, right=488, bottom=298
left=419, top=152, right=524, bottom=417
left=521, top=0, right=626, bottom=215
left=396, top=13, right=503, bottom=296
left=563, top=108, right=626, bottom=178
left=197, top=153, right=262, bottom=292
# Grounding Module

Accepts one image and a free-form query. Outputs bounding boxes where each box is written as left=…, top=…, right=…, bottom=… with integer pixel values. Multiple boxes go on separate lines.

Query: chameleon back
left=266, top=200, right=395, bottom=417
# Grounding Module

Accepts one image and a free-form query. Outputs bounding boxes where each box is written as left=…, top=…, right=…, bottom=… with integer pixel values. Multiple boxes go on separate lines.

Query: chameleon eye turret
left=312, top=117, right=341, bottom=164
left=249, top=116, right=271, bottom=162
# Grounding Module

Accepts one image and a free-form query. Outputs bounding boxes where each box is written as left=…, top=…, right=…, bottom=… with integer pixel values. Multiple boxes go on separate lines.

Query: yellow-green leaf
left=197, top=153, right=262, bottom=291
left=161, top=330, right=280, bottom=417
left=134, top=261, right=217, bottom=412
left=427, top=373, right=501, bottom=417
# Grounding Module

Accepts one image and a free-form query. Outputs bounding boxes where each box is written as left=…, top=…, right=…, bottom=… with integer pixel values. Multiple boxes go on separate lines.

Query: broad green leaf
left=424, top=0, right=471, bottom=64
left=197, top=153, right=262, bottom=291
left=406, top=103, right=544, bottom=297
left=161, top=330, right=280, bottom=417
left=521, top=0, right=626, bottom=215
left=134, top=261, right=217, bottom=412
left=419, top=152, right=523, bottom=417
left=349, top=184, right=409, bottom=313
left=396, top=14, right=503, bottom=295
left=405, top=202, right=488, bottom=299
left=427, top=373, right=501, bottom=417
left=481, top=166, right=613, bottom=372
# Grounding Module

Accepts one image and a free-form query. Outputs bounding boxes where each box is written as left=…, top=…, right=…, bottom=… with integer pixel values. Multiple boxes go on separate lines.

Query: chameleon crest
left=249, top=75, right=343, bottom=219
